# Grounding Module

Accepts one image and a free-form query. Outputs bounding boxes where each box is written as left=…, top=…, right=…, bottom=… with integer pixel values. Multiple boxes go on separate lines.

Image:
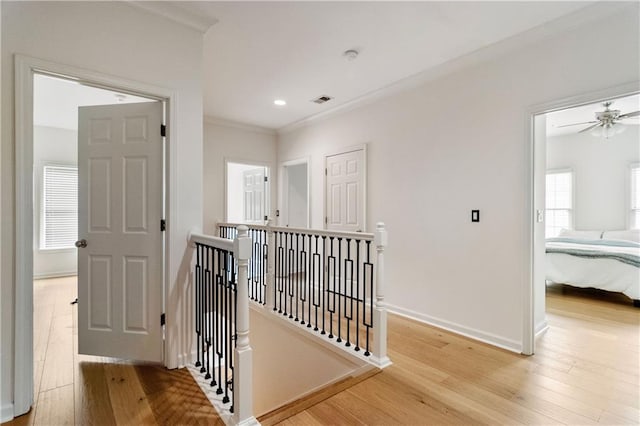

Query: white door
left=325, top=149, right=365, bottom=232
left=284, top=163, right=308, bottom=228
left=243, top=167, right=265, bottom=222
left=77, top=102, right=164, bottom=362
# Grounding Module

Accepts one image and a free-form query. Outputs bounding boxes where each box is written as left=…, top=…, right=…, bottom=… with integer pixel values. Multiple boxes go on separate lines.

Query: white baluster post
left=233, top=226, right=257, bottom=425
left=265, top=219, right=276, bottom=311
left=372, top=222, right=392, bottom=368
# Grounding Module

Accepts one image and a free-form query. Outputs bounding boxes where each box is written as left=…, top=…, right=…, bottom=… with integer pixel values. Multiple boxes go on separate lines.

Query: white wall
left=547, top=126, right=640, bottom=231
left=277, top=7, right=640, bottom=352
left=203, top=119, right=277, bottom=234
left=33, top=125, right=78, bottom=278
left=1, top=2, right=203, bottom=419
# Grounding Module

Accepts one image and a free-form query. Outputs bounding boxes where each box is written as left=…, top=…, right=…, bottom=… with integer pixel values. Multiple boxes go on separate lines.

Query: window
left=631, top=164, right=640, bottom=229
left=41, top=165, right=78, bottom=250
left=545, top=170, right=573, bottom=238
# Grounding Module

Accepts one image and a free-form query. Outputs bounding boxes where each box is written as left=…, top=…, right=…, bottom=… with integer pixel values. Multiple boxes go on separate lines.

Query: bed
left=545, top=229, right=640, bottom=306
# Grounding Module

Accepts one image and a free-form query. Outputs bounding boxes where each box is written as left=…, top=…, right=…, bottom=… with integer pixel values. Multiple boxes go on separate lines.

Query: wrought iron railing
left=217, top=221, right=390, bottom=368
left=189, top=227, right=254, bottom=425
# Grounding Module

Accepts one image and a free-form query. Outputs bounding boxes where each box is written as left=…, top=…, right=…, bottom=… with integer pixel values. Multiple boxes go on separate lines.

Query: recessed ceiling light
left=274, top=99, right=286, bottom=106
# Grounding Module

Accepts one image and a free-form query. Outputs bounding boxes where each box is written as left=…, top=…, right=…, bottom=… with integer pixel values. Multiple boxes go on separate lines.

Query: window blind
left=42, top=165, right=78, bottom=250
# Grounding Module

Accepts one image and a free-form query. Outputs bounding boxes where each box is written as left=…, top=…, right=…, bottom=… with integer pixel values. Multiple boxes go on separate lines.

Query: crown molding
left=127, top=1, right=218, bottom=33
left=277, top=1, right=633, bottom=135
left=204, top=115, right=277, bottom=137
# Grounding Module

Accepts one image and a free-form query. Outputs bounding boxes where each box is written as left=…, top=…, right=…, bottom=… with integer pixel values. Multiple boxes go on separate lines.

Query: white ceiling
left=34, top=74, right=153, bottom=130
left=184, top=1, right=597, bottom=129
left=546, top=93, right=640, bottom=137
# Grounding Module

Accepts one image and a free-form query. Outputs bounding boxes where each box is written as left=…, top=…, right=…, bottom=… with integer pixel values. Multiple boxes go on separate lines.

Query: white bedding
left=545, top=239, right=640, bottom=300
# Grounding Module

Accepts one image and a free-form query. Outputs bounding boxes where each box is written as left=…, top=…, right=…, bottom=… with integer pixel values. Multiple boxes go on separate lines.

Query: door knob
left=75, top=239, right=87, bottom=248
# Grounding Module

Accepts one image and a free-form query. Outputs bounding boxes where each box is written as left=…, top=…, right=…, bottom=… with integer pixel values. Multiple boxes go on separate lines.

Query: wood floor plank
left=3, top=277, right=639, bottom=426
left=33, top=385, right=74, bottom=426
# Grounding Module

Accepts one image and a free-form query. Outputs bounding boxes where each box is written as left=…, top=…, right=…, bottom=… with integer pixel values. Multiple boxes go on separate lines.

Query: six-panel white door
left=243, top=167, right=266, bottom=223
left=77, top=102, right=163, bottom=362
left=325, top=149, right=365, bottom=232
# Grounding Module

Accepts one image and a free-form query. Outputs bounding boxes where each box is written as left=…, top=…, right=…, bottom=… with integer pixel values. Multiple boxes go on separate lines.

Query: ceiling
left=34, top=74, right=153, bottom=130
left=180, top=1, right=598, bottom=130
left=546, top=93, right=640, bottom=138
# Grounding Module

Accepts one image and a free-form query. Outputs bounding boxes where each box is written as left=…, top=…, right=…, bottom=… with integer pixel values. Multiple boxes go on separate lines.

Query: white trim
left=323, top=144, right=368, bottom=232
left=629, top=162, right=640, bottom=229
left=524, top=81, right=640, bottom=358
left=204, top=115, right=276, bottom=136
left=33, top=271, right=77, bottom=280
left=0, top=403, right=14, bottom=424
left=279, top=157, right=311, bottom=228
left=223, top=157, right=273, bottom=224
left=13, top=54, right=179, bottom=418
left=535, top=321, right=549, bottom=339
left=386, top=303, right=522, bottom=354
left=125, top=2, right=217, bottom=34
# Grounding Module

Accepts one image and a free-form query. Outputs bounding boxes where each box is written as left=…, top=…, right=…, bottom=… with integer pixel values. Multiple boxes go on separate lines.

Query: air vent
left=312, top=95, right=333, bottom=104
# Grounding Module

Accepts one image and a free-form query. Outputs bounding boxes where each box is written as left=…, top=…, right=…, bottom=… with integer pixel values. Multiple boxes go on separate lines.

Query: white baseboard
left=1, top=402, right=14, bottom=423
left=535, top=320, right=549, bottom=339
left=33, top=271, right=76, bottom=280
left=386, top=303, right=522, bottom=354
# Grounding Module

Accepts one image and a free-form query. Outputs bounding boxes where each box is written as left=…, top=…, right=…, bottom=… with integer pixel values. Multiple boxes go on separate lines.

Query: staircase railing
left=189, top=226, right=255, bottom=425
left=217, top=221, right=391, bottom=368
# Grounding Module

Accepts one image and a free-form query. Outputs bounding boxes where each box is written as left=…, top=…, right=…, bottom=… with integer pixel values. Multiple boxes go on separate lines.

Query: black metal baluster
left=345, top=239, right=353, bottom=347
left=195, top=244, right=202, bottom=368
left=364, top=240, right=373, bottom=356
left=328, top=237, right=336, bottom=339
left=216, top=249, right=224, bottom=395
left=321, top=236, right=327, bottom=335
left=355, top=239, right=361, bottom=352
left=337, top=237, right=342, bottom=343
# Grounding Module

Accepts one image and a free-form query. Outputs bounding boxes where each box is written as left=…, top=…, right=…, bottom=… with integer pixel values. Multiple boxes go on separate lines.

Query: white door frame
left=223, top=157, right=272, bottom=223
left=523, top=81, right=639, bottom=356
left=279, top=157, right=310, bottom=228
left=323, top=144, right=367, bottom=231
left=13, top=54, right=177, bottom=415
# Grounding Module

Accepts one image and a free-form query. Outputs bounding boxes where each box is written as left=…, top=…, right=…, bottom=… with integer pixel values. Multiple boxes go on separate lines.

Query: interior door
left=77, top=101, right=164, bottom=361
left=325, top=149, right=365, bottom=232
left=243, top=167, right=266, bottom=222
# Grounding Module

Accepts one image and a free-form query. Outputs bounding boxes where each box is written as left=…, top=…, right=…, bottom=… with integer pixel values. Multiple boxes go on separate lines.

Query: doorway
left=526, top=85, right=640, bottom=354
left=280, top=159, right=309, bottom=228
left=225, top=160, right=270, bottom=224
left=324, top=147, right=366, bottom=232
left=14, top=55, right=173, bottom=417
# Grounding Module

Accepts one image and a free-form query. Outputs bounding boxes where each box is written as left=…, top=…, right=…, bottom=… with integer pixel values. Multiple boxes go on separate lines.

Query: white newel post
left=233, top=226, right=257, bottom=425
left=373, top=222, right=392, bottom=368
left=265, top=219, right=276, bottom=311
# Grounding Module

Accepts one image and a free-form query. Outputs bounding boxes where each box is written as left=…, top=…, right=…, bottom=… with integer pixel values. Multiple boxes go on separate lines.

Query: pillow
left=602, top=229, right=640, bottom=243
left=557, top=229, right=603, bottom=240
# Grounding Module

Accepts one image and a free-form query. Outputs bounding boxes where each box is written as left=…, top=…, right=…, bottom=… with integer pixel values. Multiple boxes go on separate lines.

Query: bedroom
left=542, top=93, right=639, bottom=312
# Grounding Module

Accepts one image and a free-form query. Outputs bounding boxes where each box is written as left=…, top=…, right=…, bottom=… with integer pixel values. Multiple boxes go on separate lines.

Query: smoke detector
left=311, top=95, right=333, bottom=104
left=343, top=49, right=359, bottom=61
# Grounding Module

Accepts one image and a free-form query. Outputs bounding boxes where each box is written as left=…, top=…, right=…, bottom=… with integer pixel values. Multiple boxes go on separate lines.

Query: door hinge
left=325, top=168, right=327, bottom=176
left=325, top=216, right=328, bottom=224
left=161, top=124, right=166, bottom=137
left=160, top=219, right=166, bottom=232
left=264, top=215, right=268, bottom=221
left=264, top=176, right=268, bottom=182
left=160, top=313, right=166, bottom=326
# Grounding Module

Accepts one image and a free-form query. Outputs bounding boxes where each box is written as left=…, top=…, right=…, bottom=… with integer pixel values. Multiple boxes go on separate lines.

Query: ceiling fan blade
left=578, top=122, right=602, bottom=133
left=618, top=110, right=640, bottom=119
left=556, top=120, right=598, bottom=128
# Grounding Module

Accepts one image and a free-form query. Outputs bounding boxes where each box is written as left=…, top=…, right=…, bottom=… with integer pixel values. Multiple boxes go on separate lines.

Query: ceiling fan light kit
left=558, top=100, right=640, bottom=140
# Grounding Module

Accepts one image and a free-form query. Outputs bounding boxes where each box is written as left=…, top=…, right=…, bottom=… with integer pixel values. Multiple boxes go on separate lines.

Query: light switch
left=536, top=209, right=544, bottom=223
left=471, top=210, right=480, bottom=222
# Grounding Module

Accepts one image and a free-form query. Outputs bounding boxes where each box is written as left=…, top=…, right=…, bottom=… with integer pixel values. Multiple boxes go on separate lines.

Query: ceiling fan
left=557, top=101, right=640, bottom=138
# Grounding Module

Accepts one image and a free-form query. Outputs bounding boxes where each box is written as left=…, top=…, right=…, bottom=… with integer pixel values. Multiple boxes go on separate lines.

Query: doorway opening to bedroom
left=530, top=90, right=640, bottom=354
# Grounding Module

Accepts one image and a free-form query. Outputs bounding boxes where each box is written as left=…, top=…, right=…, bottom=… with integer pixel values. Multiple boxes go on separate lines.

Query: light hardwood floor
left=4, top=278, right=639, bottom=425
